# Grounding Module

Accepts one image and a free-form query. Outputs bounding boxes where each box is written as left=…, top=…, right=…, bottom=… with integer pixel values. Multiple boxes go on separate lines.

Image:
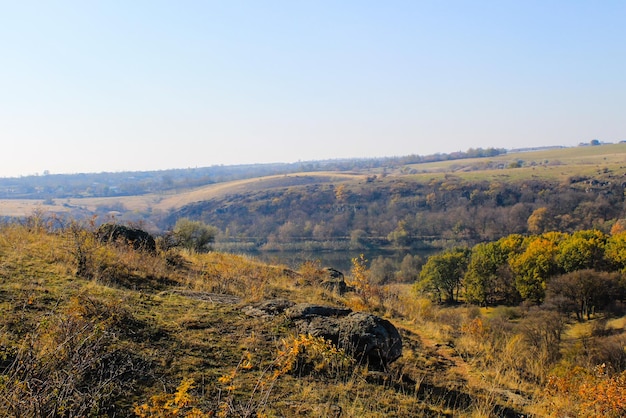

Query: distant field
left=0, top=172, right=366, bottom=217
left=407, top=143, right=626, bottom=182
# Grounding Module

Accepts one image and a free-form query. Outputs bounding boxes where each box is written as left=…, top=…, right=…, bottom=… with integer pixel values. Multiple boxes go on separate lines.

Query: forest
left=169, top=168, right=625, bottom=254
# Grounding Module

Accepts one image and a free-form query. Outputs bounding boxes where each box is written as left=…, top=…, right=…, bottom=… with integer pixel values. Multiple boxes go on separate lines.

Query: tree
left=172, top=218, right=218, bottom=253
left=387, top=220, right=411, bottom=247
left=605, top=231, right=626, bottom=272
left=527, top=207, right=553, bottom=234
left=509, top=236, right=561, bottom=303
left=395, top=254, right=423, bottom=283
left=464, top=241, right=518, bottom=306
left=369, top=256, right=397, bottom=285
left=518, top=308, right=565, bottom=368
left=349, top=229, right=368, bottom=249
left=546, top=270, right=620, bottom=320
left=349, top=254, right=371, bottom=303
left=417, top=248, right=470, bottom=303
left=556, top=230, right=608, bottom=273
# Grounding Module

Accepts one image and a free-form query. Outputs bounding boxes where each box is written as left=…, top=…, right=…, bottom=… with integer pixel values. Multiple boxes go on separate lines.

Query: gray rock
left=285, top=303, right=351, bottom=319
left=337, top=312, right=403, bottom=368
left=243, top=298, right=295, bottom=318
left=96, top=223, right=156, bottom=253
left=320, top=267, right=351, bottom=295
left=287, top=303, right=402, bottom=369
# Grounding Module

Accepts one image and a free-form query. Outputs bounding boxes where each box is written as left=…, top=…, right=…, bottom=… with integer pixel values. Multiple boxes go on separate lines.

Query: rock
left=285, top=303, right=351, bottom=319
left=336, top=312, right=403, bottom=368
left=96, top=223, right=156, bottom=253
left=287, top=303, right=402, bottom=370
left=242, top=300, right=403, bottom=369
left=243, top=299, right=295, bottom=317
left=320, top=267, right=351, bottom=295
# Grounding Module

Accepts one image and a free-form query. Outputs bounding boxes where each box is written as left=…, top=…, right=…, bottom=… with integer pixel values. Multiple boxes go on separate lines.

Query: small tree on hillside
left=417, top=248, right=470, bottom=303
left=172, top=218, right=218, bottom=253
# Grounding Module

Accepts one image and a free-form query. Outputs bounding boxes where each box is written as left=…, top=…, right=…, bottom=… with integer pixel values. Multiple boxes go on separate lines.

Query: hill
left=1, top=217, right=624, bottom=416
left=165, top=143, right=626, bottom=253
left=2, top=143, right=626, bottom=253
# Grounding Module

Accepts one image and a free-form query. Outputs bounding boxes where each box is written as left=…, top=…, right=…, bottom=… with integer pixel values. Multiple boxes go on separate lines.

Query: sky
left=1, top=1, right=625, bottom=177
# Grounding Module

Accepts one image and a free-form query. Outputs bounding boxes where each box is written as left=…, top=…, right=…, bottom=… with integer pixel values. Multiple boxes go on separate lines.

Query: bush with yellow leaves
left=134, top=378, right=210, bottom=418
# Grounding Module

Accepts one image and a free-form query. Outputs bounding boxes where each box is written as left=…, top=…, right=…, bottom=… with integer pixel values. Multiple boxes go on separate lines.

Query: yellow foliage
left=134, top=378, right=211, bottom=418
left=274, top=334, right=353, bottom=378
left=348, top=254, right=371, bottom=304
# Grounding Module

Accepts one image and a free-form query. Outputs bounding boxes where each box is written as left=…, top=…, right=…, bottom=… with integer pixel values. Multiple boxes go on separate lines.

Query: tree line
left=0, top=148, right=506, bottom=199
left=169, top=172, right=626, bottom=251
left=417, top=228, right=626, bottom=319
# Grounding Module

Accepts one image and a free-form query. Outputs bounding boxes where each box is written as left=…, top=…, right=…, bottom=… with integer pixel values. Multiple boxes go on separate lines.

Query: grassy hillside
left=407, top=143, right=626, bottom=182
left=1, top=218, right=625, bottom=416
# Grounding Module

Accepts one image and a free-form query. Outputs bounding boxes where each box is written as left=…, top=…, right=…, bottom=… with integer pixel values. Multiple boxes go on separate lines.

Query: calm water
left=233, top=248, right=437, bottom=275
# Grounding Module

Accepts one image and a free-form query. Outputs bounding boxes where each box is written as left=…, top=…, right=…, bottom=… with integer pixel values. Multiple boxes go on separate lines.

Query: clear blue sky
left=1, top=1, right=625, bottom=177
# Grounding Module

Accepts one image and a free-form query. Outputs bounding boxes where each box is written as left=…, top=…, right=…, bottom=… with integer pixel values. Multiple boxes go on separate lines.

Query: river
left=223, top=248, right=438, bottom=275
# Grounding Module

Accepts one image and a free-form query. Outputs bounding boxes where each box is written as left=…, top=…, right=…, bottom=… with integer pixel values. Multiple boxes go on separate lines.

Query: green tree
left=387, top=220, right=411, bottom=247
left=417, top=248, right=470, bottom=303
left=172, top=218, right=218, bottom=253
left=464, top=241, right=518, bottom=306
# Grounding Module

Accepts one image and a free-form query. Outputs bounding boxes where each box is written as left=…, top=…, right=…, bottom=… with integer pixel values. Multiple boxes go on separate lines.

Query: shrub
left=172, top=218, right=218, bottom=253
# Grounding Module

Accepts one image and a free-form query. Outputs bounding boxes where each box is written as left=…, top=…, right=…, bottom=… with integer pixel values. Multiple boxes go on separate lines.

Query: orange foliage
left=546, top=365, right=626, bottom=417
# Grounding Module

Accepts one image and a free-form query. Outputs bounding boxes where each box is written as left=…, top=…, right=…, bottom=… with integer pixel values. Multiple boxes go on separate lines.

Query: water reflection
left=226, top=249, right=437, bottom=275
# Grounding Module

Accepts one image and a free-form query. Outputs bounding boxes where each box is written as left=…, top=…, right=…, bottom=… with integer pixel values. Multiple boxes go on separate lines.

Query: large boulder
left=96, top=223, right=156, bottom=253
left=285, top=303, right=402, bottom=370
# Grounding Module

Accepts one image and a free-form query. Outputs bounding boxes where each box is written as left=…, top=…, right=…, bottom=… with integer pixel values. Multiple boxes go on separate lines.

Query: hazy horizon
left=2, top=1, right=625, bottom=177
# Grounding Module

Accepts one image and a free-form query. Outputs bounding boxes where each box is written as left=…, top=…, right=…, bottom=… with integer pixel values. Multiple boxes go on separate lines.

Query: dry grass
left=1, top=219, right=625, bottom=416
left=406, top=143, right=626, bottom=183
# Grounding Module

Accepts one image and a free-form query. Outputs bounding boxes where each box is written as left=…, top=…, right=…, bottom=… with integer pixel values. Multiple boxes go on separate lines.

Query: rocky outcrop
left=287, top=304, right=402, bottom=370
left=96, top=223, right=156, bottom=253
left=242, top=299, right=295, bottom=318
left=243, top=300, right=402, bottom=370
left=320, top=267, right=351, bottom=295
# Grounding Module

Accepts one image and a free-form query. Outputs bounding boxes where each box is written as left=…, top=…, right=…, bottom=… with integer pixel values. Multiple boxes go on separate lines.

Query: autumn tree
left=527, top=207, right=555, bottom=234
left=556, top=229, right=608, bottom=273
left=509, top=235, right=562, bottom=303
left=349, top=254, right=371, bottom=303
left=605, top=231, right=626, bottom=271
